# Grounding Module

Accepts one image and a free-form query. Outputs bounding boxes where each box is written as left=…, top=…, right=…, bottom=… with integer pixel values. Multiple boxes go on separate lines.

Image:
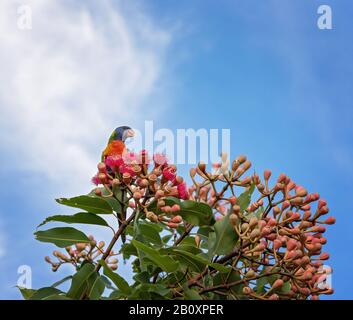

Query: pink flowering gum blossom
left=162, top=167, right=176, bottom=181
left=105, top=155, right=124, bottom=170
left=177, top=182, right=189, bottom=200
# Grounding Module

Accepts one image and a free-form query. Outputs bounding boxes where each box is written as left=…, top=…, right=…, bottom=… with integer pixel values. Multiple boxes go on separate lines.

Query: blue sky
left=0, top=0, right=352, bottom=299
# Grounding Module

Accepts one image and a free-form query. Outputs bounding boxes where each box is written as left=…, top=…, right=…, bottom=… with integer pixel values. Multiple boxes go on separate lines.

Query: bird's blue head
left=111, top=126, right=135, bottom=142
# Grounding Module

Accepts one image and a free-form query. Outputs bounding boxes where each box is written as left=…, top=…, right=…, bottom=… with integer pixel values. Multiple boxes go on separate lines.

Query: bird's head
left=110, top=126, right=135, bottom=143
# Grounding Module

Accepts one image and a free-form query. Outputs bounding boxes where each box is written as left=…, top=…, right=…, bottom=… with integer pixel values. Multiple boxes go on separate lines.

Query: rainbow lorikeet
left=102, top=126, right=134, bottom=243
left=101, top=126, right=135, bottom=162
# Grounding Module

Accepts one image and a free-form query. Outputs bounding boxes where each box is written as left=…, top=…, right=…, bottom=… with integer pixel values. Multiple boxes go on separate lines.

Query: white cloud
left=0, top=0, right=171, bottom=193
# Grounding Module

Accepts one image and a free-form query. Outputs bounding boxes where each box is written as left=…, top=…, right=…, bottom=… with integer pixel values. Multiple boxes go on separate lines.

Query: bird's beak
left=127, top=129, right=135, bottom=138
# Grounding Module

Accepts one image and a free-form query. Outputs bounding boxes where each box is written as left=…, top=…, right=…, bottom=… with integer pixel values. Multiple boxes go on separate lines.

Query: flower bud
left=249, top=217, right=258, bottom=229
left=171, top=215, right=182, bottom=223
left=324, top=216, right=335, bottom=225
left=229, top=214, right=238, bottom=227
left=167, top=222, right=179, bottom=229
left=250, top=229, right=260, bottom=240
left=97, top=162, right=106, bottom=172
left=171, top=204, right=181, bottom=212
left=272, top=279, right=284, bottom=289
left=242, top=286, right=252, bottom=295
left=264, top=170, right=271, bottom=181
left=189, top=167, right=197, bottom=178
left=198, top=161, right=206, bottom=173
left=146, top=211, right=159, bottom=223
left=195, top=234, right=201, bottom=248
left=94, top=188, right=102, bottom=196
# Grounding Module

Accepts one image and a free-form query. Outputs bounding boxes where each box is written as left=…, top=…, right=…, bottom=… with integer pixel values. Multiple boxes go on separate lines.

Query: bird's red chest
left=103, top=140, right=126, bottom=157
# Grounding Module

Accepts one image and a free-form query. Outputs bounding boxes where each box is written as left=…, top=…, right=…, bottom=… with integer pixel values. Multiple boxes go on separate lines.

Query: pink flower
left=137, top=149, right=150, bottom=165
left=105, top=156, right=124, bottom=170
left=162, top=166, right=176, bottom=181
left=119, top=164, right=136, bottom=177
left=122, top=152, right=138, bottom=165
left=91, top=174, right=100, bottom=186
left=153, top=153, right=168, bottom=166
left=177, top=182, right=189, bottom=200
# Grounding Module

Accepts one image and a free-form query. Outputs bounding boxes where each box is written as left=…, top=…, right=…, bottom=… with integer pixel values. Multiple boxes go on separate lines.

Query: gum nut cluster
left=45, top=236, right=118, bottom=272
left=188, top=153, right=335, bottom=300
left=91, top=151, right=187, bottom=228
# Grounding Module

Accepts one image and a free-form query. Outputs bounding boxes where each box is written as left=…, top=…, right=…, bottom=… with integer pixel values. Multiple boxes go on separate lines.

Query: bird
left=102, top=126, right=134, bottom=243
left=101, top=126, right=135, bottom=162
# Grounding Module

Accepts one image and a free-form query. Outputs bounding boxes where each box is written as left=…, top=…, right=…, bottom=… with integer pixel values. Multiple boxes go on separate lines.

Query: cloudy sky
left=0, top=0, right=352, bottom=299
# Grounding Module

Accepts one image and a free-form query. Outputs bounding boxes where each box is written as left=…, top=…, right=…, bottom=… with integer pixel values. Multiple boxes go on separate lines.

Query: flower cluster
left=187, top=153, right=335, bottom=300
left=44, top=236, right=117, bottom=272
left=91, top=150, right=188, bottom=228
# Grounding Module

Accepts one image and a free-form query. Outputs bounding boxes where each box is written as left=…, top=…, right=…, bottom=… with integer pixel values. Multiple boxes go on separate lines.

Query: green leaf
left=132, top=240, right=178, bottom=273
left=88, top=188, right=122, bottom=213
left=99, top=260, right=131, bottom=295
left=183, top=287, right=202, bottom=300
left=17, top=287, right=36, bottom=300
left=42, top=294, right=72, bottom=300
left=66, top=263, right=96, bottom=299
left=237, top=184, right=255, bottom=211
left=37, top=212, right=109, bottom=229
left=51, top=275, right=73, bottom=288
left=213, top=269, right=243, bottom=295
left=169, top=249, right=229, bottom=273
left=208, top=213, right=238, bottom=256
left=138, top=223, right=162, bottom=246
left=56, top=195, right=112, bottom=214
left=120, top=243, right=138, bottom=260
left=88, top=274, right=105, bottom=300
left=34, top=227, right=90, bottom=247
left=29, top=287, right=63, bottom=300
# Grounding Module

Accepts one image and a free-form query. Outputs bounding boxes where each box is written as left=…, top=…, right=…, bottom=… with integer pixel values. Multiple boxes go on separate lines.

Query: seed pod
left=98, top=241, right=105, bottom=249
left=268, top=294, right=279, bottom=300
left=109, top=258, right=118, bottom=264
